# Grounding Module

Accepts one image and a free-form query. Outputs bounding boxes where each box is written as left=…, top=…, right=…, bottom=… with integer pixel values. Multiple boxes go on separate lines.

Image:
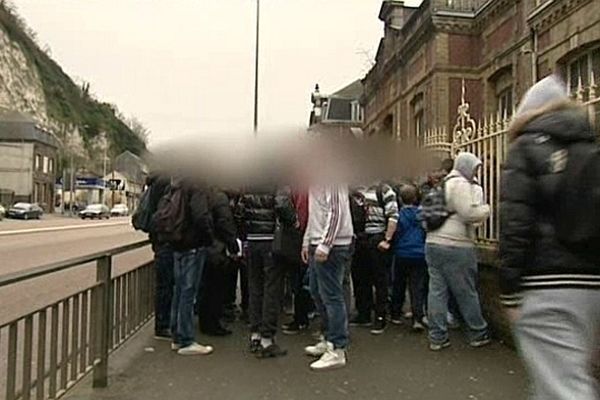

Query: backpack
left=152, top=181, right=188, bottom=244
left=420, top=178, right=454, bottom=232
left=555, top=141, right=600, bottom=261
left=131, top=188, right=153, bottom=233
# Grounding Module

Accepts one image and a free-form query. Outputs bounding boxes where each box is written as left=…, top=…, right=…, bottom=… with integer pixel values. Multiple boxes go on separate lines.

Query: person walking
left=302, top=184, right=354, bottom=371
left=425, top=153, right=491, bottom=351
left=500, top=75, right=600, bottom=400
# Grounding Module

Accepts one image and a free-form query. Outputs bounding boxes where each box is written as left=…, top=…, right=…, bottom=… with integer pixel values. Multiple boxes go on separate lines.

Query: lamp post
left=253, top=0, right=260, bottom=136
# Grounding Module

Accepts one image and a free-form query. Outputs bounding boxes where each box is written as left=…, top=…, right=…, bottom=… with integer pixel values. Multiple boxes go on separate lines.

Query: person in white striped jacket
left=301, top=184, right=353, bottom=371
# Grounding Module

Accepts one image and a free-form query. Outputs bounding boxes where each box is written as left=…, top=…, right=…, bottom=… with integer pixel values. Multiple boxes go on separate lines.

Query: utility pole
left=253, top=0, right=260, bottom=136
left=102, top=132, right=108, bottom=205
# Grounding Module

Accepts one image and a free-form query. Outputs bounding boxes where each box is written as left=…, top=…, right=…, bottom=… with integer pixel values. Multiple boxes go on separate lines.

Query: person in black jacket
left=197, top=187, right=240, bottom=336
left=236, top=186, right=295, bottom=358
left=146, top=172, right=174, bottom=341
left=499, top=75, right=600, bottom=400
left=168, top=178, right=215, bottom=356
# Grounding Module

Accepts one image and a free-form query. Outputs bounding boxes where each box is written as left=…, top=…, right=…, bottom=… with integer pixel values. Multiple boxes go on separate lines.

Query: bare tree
left=125, top=116, right=150, bottom=145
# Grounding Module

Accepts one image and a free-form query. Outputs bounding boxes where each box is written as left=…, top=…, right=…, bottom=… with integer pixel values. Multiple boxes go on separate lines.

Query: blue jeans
left=426, top=244, right=488, bottom=344
left=309, top=245, right=351, bottom=349
left=171, top=248, right=206, bottom=347
left=153, top=243, right=174, bottom=334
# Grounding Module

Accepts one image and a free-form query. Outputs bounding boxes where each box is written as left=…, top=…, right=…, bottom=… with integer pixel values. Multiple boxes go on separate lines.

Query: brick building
left=362, top=0, right=600, bottom=142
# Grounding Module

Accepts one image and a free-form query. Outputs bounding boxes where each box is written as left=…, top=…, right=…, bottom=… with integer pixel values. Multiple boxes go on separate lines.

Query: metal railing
left=423, top=77, right=600, bottom=244
left=0, top=240, right=153, bottom=400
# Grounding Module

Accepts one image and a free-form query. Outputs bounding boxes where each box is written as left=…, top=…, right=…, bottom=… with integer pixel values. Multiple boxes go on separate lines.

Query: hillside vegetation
left=0, top=2, right=146, bottom=159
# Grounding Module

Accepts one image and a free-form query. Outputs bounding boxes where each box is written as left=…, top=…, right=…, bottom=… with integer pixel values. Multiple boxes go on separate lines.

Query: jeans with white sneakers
left=308, top=245, right=351, bottom=349
left=171, top=248, right=206, bottom=347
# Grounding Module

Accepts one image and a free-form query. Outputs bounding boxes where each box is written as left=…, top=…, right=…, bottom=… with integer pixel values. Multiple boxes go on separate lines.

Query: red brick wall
left=449, top=78, right=483, bottom=128
left=449, top=34, right=481, bottom=67
left=486, top=18, right=515, bottom=55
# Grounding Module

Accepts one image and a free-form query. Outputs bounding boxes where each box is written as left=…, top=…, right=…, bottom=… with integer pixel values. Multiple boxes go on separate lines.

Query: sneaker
left=312, top=330, right=324, bottom=340
left=177, top=342, right=214, bottom=356
left=305, top=340, right=331, bottom=357
left=429, top=340, right=451, bottom=351
left=389, top=315, right=403, bottom=325
left=282, top=321, right=308, bottom=335
left=154, top=330, right=171, bottom=341
left=310, top=348, right=347, bottom=371
left=370, top=317, right=386, bottom=335
left=249, top=339, right=262, bottom=353
left=256, top=343, right=288, bottom=359
left=349, top=315, right=372, bottom=327
left=469, top=336, right=492, bottom=348
left=403, top=311, right=413, bottom=319
left=412, top=320, right=426, bottom=332
left=171, top=342, right=181, bottom=351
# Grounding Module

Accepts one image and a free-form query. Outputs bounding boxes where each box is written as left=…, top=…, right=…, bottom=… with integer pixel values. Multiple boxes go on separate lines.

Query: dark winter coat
left=499, top=101, right=600, bottom=306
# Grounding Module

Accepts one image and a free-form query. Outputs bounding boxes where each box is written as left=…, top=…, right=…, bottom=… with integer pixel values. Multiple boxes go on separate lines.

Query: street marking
left=0, top=221, right=132, bottom=237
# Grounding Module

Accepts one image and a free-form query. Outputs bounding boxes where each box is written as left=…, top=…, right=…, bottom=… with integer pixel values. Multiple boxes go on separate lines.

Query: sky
left=16, top=0, right=422, bottom=147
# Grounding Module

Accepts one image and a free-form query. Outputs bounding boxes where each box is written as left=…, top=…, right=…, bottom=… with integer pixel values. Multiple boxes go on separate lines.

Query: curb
left=0, top=220, right=131, bottom=237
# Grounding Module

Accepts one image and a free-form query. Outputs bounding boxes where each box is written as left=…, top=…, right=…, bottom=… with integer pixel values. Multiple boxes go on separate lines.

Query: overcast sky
left=16, top=0, right=422, bottom=146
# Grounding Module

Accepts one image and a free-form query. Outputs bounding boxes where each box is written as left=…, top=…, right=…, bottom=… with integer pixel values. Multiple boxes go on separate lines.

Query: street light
left=253, top=0, right=260, bottom=136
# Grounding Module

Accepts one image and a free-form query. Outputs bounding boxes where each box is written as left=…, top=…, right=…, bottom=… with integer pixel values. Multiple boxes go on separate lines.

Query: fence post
left=93, top=255, right=112, bottom=388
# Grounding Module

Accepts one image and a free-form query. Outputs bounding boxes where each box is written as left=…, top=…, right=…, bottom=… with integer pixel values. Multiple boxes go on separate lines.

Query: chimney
left=311, top=84, right=323, bottom=124
left=379, top=0, right=405, bottom=31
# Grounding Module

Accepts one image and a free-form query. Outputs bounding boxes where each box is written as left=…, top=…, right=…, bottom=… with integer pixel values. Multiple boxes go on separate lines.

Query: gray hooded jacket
left=427, top=152, right=490, bottom=248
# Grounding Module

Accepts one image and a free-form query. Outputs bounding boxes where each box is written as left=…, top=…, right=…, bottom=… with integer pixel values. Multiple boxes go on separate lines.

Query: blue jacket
left=394, top=206, right=426, bottom=259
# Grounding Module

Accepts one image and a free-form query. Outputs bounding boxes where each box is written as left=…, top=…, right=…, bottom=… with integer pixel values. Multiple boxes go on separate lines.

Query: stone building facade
left=362, top=0, right=600, bottom=141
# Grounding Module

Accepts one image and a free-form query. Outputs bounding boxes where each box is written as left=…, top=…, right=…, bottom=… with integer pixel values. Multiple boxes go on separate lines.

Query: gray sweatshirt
left=303, top=185, right=354, bottom=255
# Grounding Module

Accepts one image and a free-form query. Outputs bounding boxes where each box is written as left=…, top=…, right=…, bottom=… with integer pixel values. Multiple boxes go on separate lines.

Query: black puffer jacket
left=236, top=188, right=295, bottom=241
left=146, top=172, right=170, bottom=245
left=208, top=187, right=239, bottom=255
left=499, top=103, right=599, bottom=306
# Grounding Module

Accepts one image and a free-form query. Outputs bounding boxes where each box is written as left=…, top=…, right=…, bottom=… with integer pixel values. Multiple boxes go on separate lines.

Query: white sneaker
left=171, top=342, right=181, bottom=351
left=304, top=340, right=331, bottom=357
left=310, top=348, right=347, bottom=371
left=177, top=342, right=214, bottom=356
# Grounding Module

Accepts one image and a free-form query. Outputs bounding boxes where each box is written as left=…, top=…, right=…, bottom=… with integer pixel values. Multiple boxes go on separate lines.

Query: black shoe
left=349, top=315, right=372, bottom=327
left=202, top=326, right=233, bottom=337
left=154, top=329, right=171, bottom=341
left=249, top=339, right=261, bottom=353
left=256, top=343, right=288, bottom=359
left=370, top=317, right=386, bottom=335
left=282, top=321, right=308, bottom=335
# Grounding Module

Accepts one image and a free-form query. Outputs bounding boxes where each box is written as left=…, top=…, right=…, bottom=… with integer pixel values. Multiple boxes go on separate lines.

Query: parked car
left=110, top=204, right=129, bottom=217
left=0, top=204, right=5, bottom=220
left=79, top=204, right=110, bottom=220
left=7, top=203, right=43, bottom=220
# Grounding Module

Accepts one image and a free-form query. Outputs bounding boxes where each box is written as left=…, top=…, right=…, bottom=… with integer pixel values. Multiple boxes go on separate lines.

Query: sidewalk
left=64, top=320, right=528, bottom=400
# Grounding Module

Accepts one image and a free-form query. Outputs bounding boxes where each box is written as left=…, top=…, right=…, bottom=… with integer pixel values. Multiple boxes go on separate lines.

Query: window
left=567, top=47, right=600, bottom=100
left=498, top=88, right=513, bottom=118
left=49, top=158, right=54, bottom=174
left=43, top=156, right=49, bottom=174
left=351, top=101, right=363, bottom=123
left=35, top=154, right=41, bottom=171
left=415, top=111, right=424, bottom=146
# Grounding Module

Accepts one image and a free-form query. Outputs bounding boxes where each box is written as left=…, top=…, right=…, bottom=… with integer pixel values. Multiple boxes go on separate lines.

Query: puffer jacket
left=208, top=187, right=239, bottom=256
left=236, top=187, right=295, bottom=241
left=499, top=83, right=600, bottom=307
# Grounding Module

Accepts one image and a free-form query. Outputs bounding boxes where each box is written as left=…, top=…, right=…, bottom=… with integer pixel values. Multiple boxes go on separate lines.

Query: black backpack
left=555, top=141, right=600, bottom=261
left=131, top=188, right=153, bottom=233
left=349, top=191, right=367, bottom=237
left=153, top=181, right=188, bottom=244
left=420, top=178, right=455, bottom=232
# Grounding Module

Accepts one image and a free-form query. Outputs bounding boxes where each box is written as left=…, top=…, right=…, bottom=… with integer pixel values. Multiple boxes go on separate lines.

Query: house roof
left=331, top=80, right=363, bottom=99
left=0, top=109, right=59, bottom=148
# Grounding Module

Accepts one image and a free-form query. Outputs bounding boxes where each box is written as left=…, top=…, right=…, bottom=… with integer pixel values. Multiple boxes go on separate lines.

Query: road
left=0, top=218, right=152, bottom=325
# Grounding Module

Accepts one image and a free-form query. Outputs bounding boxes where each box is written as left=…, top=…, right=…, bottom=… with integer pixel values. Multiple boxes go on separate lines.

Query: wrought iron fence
left=423, top=77, right=600, bottom=244
left=0, top=240, right=153, bottom=400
